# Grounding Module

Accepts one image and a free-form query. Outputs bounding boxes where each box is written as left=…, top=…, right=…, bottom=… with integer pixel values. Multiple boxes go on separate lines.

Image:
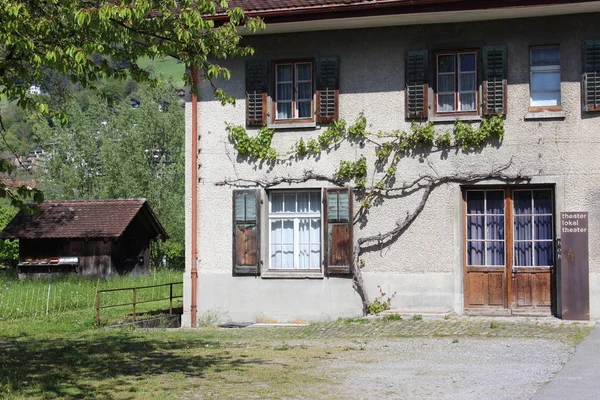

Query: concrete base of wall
left=181, top=272, right=455, bottom=326
left=589, top=273, right=600, bottom=320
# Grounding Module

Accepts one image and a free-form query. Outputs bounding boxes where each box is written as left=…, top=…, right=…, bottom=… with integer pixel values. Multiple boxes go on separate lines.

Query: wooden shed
left=0, top=199, right=168, bottom=277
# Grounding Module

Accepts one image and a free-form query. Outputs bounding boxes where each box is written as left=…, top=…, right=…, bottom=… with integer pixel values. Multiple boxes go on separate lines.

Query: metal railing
left=95, top=281, right=183, bottom=326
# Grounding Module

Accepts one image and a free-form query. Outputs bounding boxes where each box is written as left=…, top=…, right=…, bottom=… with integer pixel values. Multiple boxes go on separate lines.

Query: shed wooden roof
left=0, top=199, right=168, bottom=240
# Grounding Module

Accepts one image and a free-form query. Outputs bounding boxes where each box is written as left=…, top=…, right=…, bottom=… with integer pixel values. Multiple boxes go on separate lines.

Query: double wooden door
left=463, top=188, right=555, bottom=316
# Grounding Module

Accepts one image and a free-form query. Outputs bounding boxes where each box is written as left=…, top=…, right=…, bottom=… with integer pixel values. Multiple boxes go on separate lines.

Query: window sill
left=523, top=111, right=566, bottom=120
left=429, top=115, right=482, bottom=123
left=267, top=121, right=317, bottom=130
left=261, top=270, right=324, bottom=279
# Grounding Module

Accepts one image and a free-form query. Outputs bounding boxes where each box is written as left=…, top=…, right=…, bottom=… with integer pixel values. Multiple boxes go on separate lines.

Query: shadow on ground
left=0, top=332, right=264, bottom=399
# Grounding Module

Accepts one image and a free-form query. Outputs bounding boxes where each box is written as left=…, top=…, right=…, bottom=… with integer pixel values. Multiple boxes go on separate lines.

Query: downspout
left=190, top=67, right=199, bottom=328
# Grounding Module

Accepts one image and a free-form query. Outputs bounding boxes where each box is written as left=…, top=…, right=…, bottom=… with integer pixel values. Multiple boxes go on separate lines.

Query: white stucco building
left=183, top=0, right=600, bottom=326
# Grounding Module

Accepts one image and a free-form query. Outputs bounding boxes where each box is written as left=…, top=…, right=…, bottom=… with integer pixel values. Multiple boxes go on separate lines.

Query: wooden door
left=464, top=189, right=509, bottom=314
left=509, top=189, right=554, bottom=315
left=464, top=187, right=554, bottom=316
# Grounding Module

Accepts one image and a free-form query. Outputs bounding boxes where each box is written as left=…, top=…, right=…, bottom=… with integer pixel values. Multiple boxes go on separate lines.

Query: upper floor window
left=435, top=51, right=478, bottom=114
left=274, top=61, right=314, bottom=122
left=530, top=46, right=561, bottom=108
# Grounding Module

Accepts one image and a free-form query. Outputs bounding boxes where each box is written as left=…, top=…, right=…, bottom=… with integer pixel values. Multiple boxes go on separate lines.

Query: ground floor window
left=269, top=191, right=321, bottom=270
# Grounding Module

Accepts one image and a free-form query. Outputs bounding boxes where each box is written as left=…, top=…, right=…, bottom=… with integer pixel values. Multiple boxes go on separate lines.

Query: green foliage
left=40, top=82, right=185, bottom=269
left=368, top=285, right=396, bottom=315
left=0, top=0, right=265, bottom=118
left=227, top=125, right=277, bottom=161
left=382, top=313, right=402, bottom=321
left=348, top=113, right=367, bottom=139
left=0, top=203, right=18, bottom=267
left=336, top=156, right=367, bottom=188
left=411, top=314, right=423, bottom=321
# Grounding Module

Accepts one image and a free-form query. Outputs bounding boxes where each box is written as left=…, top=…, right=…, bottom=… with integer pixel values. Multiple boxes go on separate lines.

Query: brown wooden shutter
left=316, top=56, right=340, bottom=123
left=324, top=188, right=353, bottom=276
left=482, top=46, right=507, bottom=115
left=405, top=50, right=428, bottom=119
left=232, top=189, right=261, bottom=276
left=583, top=40, right=600, bottom=112
left=246, top=60, right=267, bottom=126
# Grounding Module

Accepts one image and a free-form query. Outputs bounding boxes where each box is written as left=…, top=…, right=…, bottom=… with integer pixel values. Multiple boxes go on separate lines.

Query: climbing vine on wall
left=227, top=113, right=505, bottom=193
left=224, top=113, right=518, bottom=315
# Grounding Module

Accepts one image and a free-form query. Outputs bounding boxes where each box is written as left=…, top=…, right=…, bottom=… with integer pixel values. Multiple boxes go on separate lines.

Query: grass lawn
left=0, top=309, right=593, bottom=399
left=137, top=57, right=185, bottom=88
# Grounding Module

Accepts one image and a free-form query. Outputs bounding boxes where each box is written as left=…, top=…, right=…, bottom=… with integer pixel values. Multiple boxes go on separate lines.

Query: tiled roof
left=0, top=199, right=167, bottom=240
left=227, top=0, right=408, bottom=12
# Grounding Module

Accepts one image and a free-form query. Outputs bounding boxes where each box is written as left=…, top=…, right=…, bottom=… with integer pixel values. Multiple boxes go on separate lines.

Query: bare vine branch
left=216, top=170, right=346, bottom=188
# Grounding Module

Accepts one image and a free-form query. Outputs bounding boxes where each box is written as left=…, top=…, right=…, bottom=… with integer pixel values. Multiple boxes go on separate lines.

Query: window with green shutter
left=324, top=188, right=353, bottom=276
left=232, top=189, right=261, bottom=275
left=482, top=46, right=507, bottom=115
left=316, top=56, right=340, bottom=123
left=405, top=50, right=429, bottom=119
left=245, top=60, right=267, bottom=126
left=583, top=40, right=600, bottom=112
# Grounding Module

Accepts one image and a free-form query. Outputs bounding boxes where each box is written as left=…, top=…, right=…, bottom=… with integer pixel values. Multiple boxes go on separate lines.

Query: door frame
left=462, top=185, right=557, bottom=316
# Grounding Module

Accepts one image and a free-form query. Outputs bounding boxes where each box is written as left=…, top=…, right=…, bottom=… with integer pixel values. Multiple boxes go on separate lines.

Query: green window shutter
left=323, top=188, right=353, bottom=276
left=232, top=189, right=261, bottom=276
left=245, top=60, right=267, bottom=126
left=482, top=46, right=507, bottom=115
left=316, top=56, right=340, bottom=123
left=583, top=40, right=600, bottom=112
left=405, top=50, right=428, bottom=119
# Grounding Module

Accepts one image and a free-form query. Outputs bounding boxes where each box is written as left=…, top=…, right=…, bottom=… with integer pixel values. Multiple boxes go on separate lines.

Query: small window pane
left=284, top=193, right=296, bottom=212
left=311, top=219, right=321, bottom=241
left=534, top=216, right=553, bottom=240
left=531, top=47, right=560, bottom=66
left=438, top=94, right=455, bottom=112
left=438, top=74, right=455, bottom=92
left=271, top=220, right=282, bottom=243
left=534, top=190, right=552, bottom=214
left=282, top=220, right=294, bottom=243
left=271, top=246, right=282, bottom=269
left=299, top=218, right=310, bottom=242
left=486, top=216, right=505, bottom=240
left=277, top=64, right=293, bottom=81
left=297, top=82, right=312, bottom=101
left=282, top=245, right=294, bottom=268
left=486, top=241, right=505, bottom=266
left=459, top=73, right=476, bottom=92
left=297, top=101, right=311, bottom=118
left=277, top=102, right=292, bottom=119
left=310, top=245, right=320, bottom=269
left=459, top=93, right=476, bottom=111
left=531, top=71, right=561, bottom=92
left=535, top=242, right=553, bottom=266
left=468, top=241, right=484, bottom=265
left=515, top=242, right=533, bottom=266
left=271, top=193, right=284, bottom=213
left=296, top=63, right=311, bottom=81
left=299, top=244, right=310, bottom=269
left=513, top=191, right=532, bottom=215
left=309, top=193, right=320, bottom=212
left=277, top=83, right=293, bottom=101
left=297, top=193, right=309, bottom=212
left=467, top=215, right=484, bottom=240
left=531, top=91, right=561, bottom=107
left=467, top=191, right=484, bottom=214
left=459, top=53, right=476, bottom=72
left=438, top=55, right=455, bottom=73
left=514, top=216, right=533, bottom=240
left=486, top=191, right=504, bottom=214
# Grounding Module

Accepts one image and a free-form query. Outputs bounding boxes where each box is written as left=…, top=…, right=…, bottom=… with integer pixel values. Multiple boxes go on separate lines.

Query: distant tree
left=0, top=0, right=264, bottom=208
left=41, top=82, right=185, bottom=268
left=0, top=204, right=18, bottom=267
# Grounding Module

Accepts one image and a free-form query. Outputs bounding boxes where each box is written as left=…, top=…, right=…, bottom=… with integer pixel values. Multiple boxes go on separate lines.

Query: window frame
left=272, top=60, right=315, bottom=124
left=434, top=49, right=480, bottom=116
left=529, top=45, right=562, bottom=112
left=462, top=186, right=556, bottom=270
left=267, top=189, right=323, bottom=272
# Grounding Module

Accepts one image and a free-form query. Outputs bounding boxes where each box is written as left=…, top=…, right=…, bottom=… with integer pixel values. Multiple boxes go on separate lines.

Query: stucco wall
left=183, top=13, right=600, bottom=325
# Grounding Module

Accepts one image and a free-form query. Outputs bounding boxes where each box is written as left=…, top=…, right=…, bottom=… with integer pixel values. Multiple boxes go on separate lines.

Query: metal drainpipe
left=190, top=67, right=199, bottom=328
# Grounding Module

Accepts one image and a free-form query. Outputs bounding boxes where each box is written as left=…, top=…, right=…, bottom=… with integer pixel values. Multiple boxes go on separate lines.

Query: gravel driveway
left=311, top=337, right=571, bottom=399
